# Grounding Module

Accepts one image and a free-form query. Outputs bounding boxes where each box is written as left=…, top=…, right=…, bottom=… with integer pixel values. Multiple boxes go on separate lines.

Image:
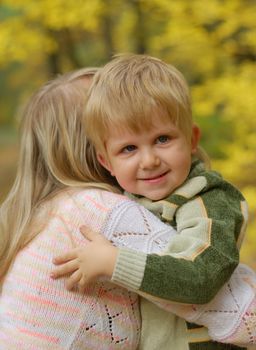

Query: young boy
left=52, top=55, right=255, bottom=349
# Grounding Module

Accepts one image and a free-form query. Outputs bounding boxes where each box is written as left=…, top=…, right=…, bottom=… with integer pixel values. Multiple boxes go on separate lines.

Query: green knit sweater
left=112, top=160, right=248, bottom=350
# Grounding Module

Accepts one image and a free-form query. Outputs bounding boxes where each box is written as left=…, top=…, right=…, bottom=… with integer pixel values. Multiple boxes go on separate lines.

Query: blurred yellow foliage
left=2, top=0, right=102, bottom=29
left=0, top=0, right=255, bottom=268
left=0, top=18, right=56, bottom=65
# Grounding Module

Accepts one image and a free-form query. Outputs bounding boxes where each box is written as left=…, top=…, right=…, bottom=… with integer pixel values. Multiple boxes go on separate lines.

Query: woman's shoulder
left=47, top=188, right=130, bottom=235
left=22, top=188, right=128, bottom=256
left=67, top=187, right=129, bottom=211
left=51, top=187, right=127, bottom=210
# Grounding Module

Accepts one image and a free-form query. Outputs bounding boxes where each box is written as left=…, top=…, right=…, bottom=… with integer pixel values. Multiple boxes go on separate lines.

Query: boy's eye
left=156, top=135, right=169, bottom=144
left=122, top=145, right=137, bottom=153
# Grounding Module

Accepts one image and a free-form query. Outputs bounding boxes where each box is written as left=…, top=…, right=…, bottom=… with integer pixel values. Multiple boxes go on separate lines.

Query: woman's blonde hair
left=85, top=54, right=209, bottom=164
left=0, top=68, right=119, bottom=284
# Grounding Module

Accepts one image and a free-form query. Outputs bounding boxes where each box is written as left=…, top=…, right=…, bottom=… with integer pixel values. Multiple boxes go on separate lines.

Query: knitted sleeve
left=102, top=178, right=256, bottom=346
left=102, top=199, right=177, bottom=289
left=111, top=170, right=249, bottom=305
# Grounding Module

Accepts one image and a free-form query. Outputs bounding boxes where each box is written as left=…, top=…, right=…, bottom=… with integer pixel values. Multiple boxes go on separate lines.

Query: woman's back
left=0, top=188, right=141, bottom=350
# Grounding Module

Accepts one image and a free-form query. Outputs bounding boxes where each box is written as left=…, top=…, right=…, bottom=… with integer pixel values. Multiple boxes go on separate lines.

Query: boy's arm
left=52, top=221, right=256, bottom=346
left=52, top=198, right=176, bottom=289
left=112, top=175, right=248, bottom=304
left=52, top=173, right=248, bottom=305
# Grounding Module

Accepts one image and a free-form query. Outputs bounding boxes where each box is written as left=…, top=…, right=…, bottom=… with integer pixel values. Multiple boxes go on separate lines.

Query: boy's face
left=97, top=118, right=200, bottom=201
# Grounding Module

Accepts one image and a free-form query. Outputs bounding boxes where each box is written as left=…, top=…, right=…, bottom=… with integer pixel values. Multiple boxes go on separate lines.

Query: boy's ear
left=97, top=152, right=113, bottom=175
left=191, top=124, right=201, bottom=154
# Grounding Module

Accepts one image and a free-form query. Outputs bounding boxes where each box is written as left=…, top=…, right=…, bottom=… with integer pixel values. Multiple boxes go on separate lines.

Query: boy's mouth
left=140, top=171, right=169, bottom=183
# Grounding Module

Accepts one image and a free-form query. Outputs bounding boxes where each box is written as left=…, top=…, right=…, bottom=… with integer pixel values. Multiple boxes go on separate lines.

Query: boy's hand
left=51, top=226, right=118, bottom=291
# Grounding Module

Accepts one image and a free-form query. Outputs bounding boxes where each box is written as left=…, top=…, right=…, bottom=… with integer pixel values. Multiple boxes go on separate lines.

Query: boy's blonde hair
left=85, top=54, right=209, bottom=164
left=0, top=68, right=118, bottom=284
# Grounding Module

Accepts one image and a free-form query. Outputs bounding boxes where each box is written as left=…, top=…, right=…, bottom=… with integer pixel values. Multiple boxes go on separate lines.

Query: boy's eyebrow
left=108, top=138, right=134, bottom=148
left=108, top=126, right=179, bottom=147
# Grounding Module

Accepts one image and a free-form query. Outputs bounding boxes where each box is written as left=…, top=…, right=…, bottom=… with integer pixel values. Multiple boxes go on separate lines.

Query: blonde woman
left=0, top=68, right=165, bottom=349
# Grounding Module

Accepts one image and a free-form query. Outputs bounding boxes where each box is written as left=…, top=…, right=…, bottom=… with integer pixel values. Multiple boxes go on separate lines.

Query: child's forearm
left=111, top=217, right=239, bottom=305
left=111, top=175, right=247, bottom=304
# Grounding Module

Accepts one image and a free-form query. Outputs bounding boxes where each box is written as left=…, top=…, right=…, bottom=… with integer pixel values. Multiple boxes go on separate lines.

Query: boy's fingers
left=51, top=260, right=78, bottom=279
left=80, top=225, right=100, bottom=241
left=78, top=275, right=89, bottom=293
left=66, top=270, right=82, bottom=291
left=53, top=250, right=78, bottom=265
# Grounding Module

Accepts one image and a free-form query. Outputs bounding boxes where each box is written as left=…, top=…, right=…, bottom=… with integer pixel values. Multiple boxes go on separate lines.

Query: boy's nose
left=139, top=150, right=160, bottom=169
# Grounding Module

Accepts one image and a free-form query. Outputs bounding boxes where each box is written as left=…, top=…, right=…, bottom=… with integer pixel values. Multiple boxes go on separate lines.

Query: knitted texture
left=219, top=266, right=256, bottom=345
left=106, top=198, right=256, bottom=346
left=1, top=185, right=254, bottom=349
left=112, top=160, right=251, bottom=349
left=0, top=188, right=178, bottom=349
left=103, top=182, right=256, bottom=347
left=0, top=189, right=144, bottom=350
left=151, top=264, right=256, bottom=346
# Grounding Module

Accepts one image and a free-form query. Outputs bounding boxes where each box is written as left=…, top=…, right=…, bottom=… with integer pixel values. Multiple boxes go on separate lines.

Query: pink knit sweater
left=0, top=189, right=148, bottom=350
left=1, top=188, right=255, bottom=348
left=0, top=189, right=172, bottom=350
